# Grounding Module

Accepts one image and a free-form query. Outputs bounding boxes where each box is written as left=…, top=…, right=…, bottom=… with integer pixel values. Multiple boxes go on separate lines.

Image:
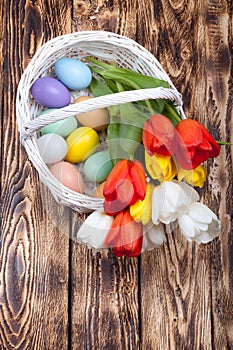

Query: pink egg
left=50, top=161, right=84, bottom=193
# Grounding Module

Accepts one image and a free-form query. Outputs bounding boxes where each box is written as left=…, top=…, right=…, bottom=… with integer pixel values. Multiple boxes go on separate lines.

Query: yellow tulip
left=177, top=165, right=206, bottom=188
left=130, top=182, right=155, bottom=225
left=145, top=152, right=177, bottom=182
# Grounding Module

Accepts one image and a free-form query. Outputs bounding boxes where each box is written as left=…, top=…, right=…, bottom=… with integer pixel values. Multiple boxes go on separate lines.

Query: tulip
left=77, top=211, right=114, bottom=249
left=105, top=209, right=143, bottom=257
left=178, top=202, right=220, bottom=244
left=103, top=159, right=147, bottom=215
left=152, top=180, right=199, bottom=225
left=141, top=221, right=166, bottom=252
left=145, top=151, right=177, bottom=182
left=176, top=119, right=220, bottom=169
left=142, top=114, right=177, bottom=156
left=130, top=182, right=155, bottom=225
left=177, top=165, right=206, bottom=188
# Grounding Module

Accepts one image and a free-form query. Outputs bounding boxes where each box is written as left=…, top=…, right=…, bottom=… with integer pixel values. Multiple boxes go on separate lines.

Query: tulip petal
left=130, top=182, right=154, bottom=225
left=176, top=119, right=220, bottom=169
left=178, top=215, right=197, bottom=238
left=103, top=159, right=129, bottom=198
left=178, top=202, right=220, bottom=244
left=176, top=119, right=203, bottom=147
left=201, top=125, right=220, bottom=157
left=178, top=181, right=200, bottom=202
left=104, top=198, right=127, bottom=215
left=152, top=181, right=199, bottom=225
left=130, top=160, right=146, bottom=201
left=78, top=211, right=114, bottom=249
left=188, top=202, right=214, bottom=224
left=142, top=221, right=166, bottom=252
left=106, top=210, right=143, bottom=257
left=116, top=178, right=134, bottom=205
left=105, top=210, right=124, bottom=247
left=151, top=184, right=164, bottom=224
left=143, top=114, right=176, bottom=156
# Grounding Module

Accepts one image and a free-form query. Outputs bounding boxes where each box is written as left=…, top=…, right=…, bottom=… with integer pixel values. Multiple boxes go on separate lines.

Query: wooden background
left=0, top=0, right=232, bottom=349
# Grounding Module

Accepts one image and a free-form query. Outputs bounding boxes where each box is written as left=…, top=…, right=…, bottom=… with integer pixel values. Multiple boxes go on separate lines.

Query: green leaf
left=89, top=76, right=113, bottom=97
left=101, top=70, right=169, bottom=89
left=107, top=123, right=129, bottom=165
left=119, top=123, right=142, bottom=156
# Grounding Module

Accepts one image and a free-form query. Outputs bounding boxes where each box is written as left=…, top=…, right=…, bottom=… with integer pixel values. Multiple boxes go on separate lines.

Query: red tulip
left=142, top=114, right=177, bottom=156
left=105, top=209, right=143, bottom=257
left=176, top=119, right=220, bottom=169
left=103, top=159, right=147, bottom=215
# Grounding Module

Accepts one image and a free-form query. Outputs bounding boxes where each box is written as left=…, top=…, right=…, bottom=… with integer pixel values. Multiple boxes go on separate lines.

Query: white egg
left=37, top=134, right=67, bottom=164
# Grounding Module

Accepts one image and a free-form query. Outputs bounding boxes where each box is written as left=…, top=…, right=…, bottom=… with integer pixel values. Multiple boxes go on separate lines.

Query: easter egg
left=31, top=77, right=71, bottom=108
left=65, top=127, right=99, bottom=163
left=54, top=57, right=92, bottom=90
left=50, top=161, right=84, bottom=193
left=84, top=150, right=113, bottom=183
left=37, top=134, right=67, bottom=164
left=40, top=109, right=78, bottom=137
left=92, top=181, right=106, bottom=198
left=74, top=96, right=110, bottom=131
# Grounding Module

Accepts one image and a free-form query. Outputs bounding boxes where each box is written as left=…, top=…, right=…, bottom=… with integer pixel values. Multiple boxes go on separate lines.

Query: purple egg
left=31, top=76, right=71, bottom=108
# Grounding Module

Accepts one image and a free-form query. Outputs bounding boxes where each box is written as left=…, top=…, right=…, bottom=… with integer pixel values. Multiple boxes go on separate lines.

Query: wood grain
left=70, top=212, right=140, bottom=349
left=0, top=1, right=71, bottom=349
left=0, top=0, right=232, bottom=349
left=70, top=4, right=141, bottom=349
left=138, top=0, right=233, bottom=349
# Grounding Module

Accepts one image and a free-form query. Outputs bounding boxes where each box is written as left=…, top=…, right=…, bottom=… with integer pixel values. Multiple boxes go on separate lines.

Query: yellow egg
left=74, top=96, right=110, bottom=131
left=65, top=127, right=99, bottom=163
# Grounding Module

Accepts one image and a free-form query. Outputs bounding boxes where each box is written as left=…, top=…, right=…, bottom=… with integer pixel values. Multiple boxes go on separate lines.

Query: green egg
left=40, top=109, right=78, bottom=138
left=84, top=150, right=113, bottom=183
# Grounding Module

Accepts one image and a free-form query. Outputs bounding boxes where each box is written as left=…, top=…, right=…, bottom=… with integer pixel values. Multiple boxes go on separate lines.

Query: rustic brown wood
left=70, top=3, right=141, bottom=349
left=0, top=0, right=232, bottom=349
left=0, top=1, right=72, bottom=349
left=138, top=0, right=233, bottom=349
left=70, top=212, right=140, bottom=349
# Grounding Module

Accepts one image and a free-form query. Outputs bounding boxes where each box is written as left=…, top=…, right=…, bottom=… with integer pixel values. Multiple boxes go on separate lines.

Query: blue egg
left=54, top=57, right=92, bottom=90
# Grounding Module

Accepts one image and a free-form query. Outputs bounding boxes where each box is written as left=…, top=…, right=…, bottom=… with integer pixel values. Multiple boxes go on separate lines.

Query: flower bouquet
left=77, top=57, right=221, bottom=257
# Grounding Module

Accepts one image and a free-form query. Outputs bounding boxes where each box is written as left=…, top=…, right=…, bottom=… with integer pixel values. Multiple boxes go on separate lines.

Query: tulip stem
left=164, top=102, right=182, bottom=124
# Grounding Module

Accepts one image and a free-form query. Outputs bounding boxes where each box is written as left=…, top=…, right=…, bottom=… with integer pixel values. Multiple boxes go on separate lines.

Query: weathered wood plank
left=1, top=0, right=232, bottom=349
left=70, top=227, right=140, bottom=349
left=139, top=0, right=233, bottom=349
left=70, top=3, right=141, bottom=348
left=0, top=1, right=72, bottom=349
left=205, top=0, right=233, bottom=348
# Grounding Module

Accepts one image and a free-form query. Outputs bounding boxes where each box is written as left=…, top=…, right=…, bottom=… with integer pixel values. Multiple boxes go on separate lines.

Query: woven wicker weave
left=16, top=31, right=185, bottom=213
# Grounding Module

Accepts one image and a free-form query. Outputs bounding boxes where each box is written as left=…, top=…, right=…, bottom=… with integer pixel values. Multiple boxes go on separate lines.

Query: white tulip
left=178, top=202, right=220, bottom=244
left=142, top=221, right=166, bottom=252
left=77, top=211, right=114, bottom=249
left=152, top=180, right=199, bottom=225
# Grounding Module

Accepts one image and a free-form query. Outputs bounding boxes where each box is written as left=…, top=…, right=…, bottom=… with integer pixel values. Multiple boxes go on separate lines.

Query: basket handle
left=19, top=86, right=185, bottom=141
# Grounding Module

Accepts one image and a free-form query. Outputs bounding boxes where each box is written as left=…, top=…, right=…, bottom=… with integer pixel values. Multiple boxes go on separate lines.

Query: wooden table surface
left=1, top=1, right=232, bottom=349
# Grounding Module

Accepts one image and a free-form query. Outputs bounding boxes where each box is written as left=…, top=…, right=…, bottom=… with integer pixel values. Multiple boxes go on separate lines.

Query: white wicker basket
left=16, top=31, right=185, bottom=213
